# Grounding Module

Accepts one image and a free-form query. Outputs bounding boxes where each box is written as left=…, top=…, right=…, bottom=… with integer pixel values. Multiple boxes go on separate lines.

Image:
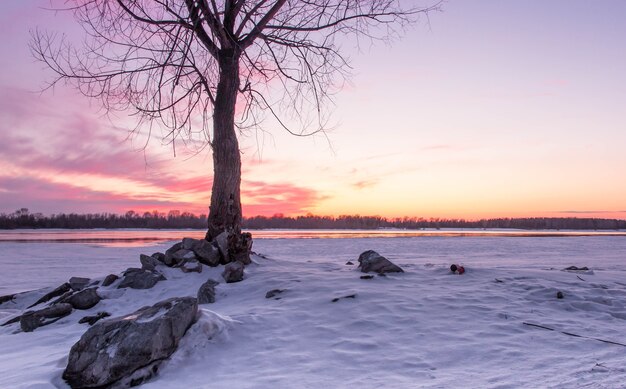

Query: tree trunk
left=206, top=50, right=242, bottom=242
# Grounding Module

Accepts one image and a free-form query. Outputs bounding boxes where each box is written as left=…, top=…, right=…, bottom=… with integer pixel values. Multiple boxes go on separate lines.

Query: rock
left=101, top=274, right=119, bottom=287
left=197, top=279, right=219, bottom=304
left=50, top=290, right=75, bottom=306
left=360, top=275, right=374, bottom=280
left=221, top=261, right=245, bottom=283
left=331, top=294, right=357, bottom=303
left=151, top=252, right=166, bottom=264
left=345, top=261, right=354, bottom=265
left=265, top=289, right=285, bottom=299
left=27, top=282, right=72, bottom=308
left=140, top=254, right=161, bottom=271
left=164, top=242, right=183, bottom=266
left=214, top=231, right=230, bottom=263
left=118, top=268, right=166, bottom=290
left=163, top=243, right=196, bottom=265
left=79, top=312, right=111, bottom=326
left=69, top=277, right=91, bottom=292
left=171, top=249, right=196, bottom=266
left=1, top=315, right=21, bottom=327
left=564, top=266, right=589, bottom=271
left=180, top=260, right=203, bottom=274
left=65, top=288, right=101, bottom=310
left=357, top=250, right=404, bottom=274
left=63, top=297, right=198, bottom=389
left=20, top=303, right=73, bottom=332
left=0, top=293, right=16, bottom=305
left=193, top=240, right=221, bottom=267
left=182, top=237, right=202, bottom=250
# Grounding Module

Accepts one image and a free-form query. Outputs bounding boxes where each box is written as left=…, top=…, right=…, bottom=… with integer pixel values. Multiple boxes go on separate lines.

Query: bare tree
left=32, top=0, right=439, bottom=260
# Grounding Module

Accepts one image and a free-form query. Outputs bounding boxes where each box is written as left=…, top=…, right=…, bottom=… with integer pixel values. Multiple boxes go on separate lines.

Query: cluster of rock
left=0, top=233, right=256, bottom=388
left=165, top=233, right=252, bottom=268
left=133, top=233, right=251, bottom=283
left=1, top=238, right=403, bottom=388
left=1, top=276, right=105, bottom=332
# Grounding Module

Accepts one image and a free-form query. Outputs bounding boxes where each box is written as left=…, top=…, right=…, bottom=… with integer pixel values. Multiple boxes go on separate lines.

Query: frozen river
left=3, top=229, right=626, bottom=388
left=1, top=229, right=625, bottom=295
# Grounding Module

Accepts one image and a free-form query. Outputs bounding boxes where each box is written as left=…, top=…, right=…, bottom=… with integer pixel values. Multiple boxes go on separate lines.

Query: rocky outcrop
left=63, top=297, right=198, bottom=389
left=20, top=303, right=73, bottom=332
left=221, top=261, right=244, bottom=283
left=164, top=234, right=252, bottom=267
left=357, top=250, right=404, bottom=274
left=117, top=268, right=165, bottom=290
left=197, top=279, right=219, bottom=304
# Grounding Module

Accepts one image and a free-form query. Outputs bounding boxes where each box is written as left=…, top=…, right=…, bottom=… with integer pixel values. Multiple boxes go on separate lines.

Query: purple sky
left=1, top=1, right=625, bottom=219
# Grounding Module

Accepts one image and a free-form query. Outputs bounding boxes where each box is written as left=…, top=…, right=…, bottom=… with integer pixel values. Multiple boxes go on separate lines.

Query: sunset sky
left=1, top=1, right=625, bottom=220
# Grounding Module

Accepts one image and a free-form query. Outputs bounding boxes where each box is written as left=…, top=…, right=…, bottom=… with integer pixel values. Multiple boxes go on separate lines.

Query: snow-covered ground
left=1, top=235, right=626, bottom=388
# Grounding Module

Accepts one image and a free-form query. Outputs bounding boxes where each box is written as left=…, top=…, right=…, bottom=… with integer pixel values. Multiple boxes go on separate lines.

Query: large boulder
left=64, top=287, right=101, bottom=310
left=117, top=268, right=165, bottom=290
left=221, top=261, right=245, bottom=283
left=20, top=303, right=73, bottom=332
left=63, top=297, right=198, bottom=388
left=357, top=250, right=404, bottom=274
left=197, top=279, right=219, bottom=304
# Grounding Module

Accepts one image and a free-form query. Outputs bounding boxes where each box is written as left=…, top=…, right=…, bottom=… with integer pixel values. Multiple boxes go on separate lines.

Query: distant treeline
left=1, top=208, right=625, bottom=230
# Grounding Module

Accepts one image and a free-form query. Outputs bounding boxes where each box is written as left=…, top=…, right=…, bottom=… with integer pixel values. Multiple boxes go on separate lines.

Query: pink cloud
left=242, top=180, right=327, bottom=215
left=0, top=86, right=327, bottom=216
left=0, top=176, right=205, bottom=215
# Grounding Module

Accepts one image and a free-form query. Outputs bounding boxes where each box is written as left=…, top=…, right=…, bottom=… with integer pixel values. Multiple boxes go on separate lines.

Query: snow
left=1, top=234, right=626, bottom=388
